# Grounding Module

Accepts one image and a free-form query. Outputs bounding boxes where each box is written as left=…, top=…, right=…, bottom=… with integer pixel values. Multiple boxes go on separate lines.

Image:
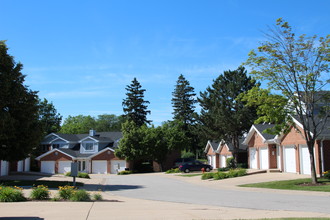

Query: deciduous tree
left=38, top=98, right=62, bottom=135
left=245, top=18, right=330, bottom=183
left=0, top=41, right=42, bottom=161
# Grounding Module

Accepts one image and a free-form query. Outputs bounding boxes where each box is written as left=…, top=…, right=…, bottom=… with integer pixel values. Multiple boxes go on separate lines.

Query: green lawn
left=239, top=178, right=330, bottom=192
left=0, top=180, right=84, bottom=188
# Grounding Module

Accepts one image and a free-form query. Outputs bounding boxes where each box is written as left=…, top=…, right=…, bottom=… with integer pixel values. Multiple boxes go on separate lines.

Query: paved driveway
left=104, top=173, right=330, bottom=214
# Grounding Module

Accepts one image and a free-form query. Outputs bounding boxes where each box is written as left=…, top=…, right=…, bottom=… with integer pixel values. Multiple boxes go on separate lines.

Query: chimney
left=89, top=129, right=96, bottom=136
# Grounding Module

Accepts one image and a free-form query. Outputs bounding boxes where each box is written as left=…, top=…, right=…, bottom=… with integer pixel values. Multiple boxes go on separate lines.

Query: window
left=52, top=144, right=60, bottom=149
left=85, top=143, right=94, bottom=151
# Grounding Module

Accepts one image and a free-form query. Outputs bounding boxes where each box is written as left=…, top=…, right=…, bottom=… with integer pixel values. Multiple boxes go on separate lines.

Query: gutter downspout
left=321, top=138, right=325, bottom=174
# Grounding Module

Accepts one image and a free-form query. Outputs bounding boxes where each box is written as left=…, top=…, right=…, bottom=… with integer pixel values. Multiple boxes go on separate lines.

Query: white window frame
left=84, top=142, right=94, bottom=151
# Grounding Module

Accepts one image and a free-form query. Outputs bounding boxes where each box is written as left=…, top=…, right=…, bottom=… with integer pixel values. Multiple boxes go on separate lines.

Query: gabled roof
left=41, top=132, right=123, bottom=144
left=204, top=140, right=220, bottom=153
left=292, top=115, right=330, bottom=138
left=242, top=124, right=278, bottom=145
left=35, top=148, right=76, bottom=160
left=224, top=138, right=247, bottom=152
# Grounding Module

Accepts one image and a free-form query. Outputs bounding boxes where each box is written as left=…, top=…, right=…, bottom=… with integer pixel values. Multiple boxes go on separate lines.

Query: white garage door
left=284, top=146, right=296, bottom=173
left=111, top=160, right=127, bottom=174
left=249, top=148, right=258, bottom=169
left=1, top=160, right=8, bottom=176
left=260, top=147, right=269, bottom=170
left=24, top=158, right=30, bottom=172
left=212, top=156, right=217, bottom=168
left=300, top=145, right=311, bottom=175
left=58, top=161, right=72, bottom=174
left=221, top=155, right=226, bottom=168
left=17, top=160, right=24, bottom=172
left=41, top=161, right=55, bottom=174
left=92, top=161, right=107, bottom=174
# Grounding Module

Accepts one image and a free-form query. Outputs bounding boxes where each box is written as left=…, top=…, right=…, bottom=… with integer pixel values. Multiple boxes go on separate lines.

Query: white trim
left=79, top=136, right=99, bottom=143
left=35, top=149, right=76, bottom=160
left=242, top=125, right=267, bottom=145
left=88, top=147, right=115, bottom=159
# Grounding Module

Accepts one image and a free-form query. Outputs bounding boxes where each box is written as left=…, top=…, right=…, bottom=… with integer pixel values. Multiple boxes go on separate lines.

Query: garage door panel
left=250, top=148, right=257, bottom=169
left=284, top=146, right=296, bottom=173
left=41, top=161, right=55, bottom=174
left=92, top=161, right=107, bottom=174
left=300, top=145, right=311, bottom=175
left=111, top=160, right=126, bottom=174
left=260, top=148, right=269, bottom=170
left=58, top=161, right=72, bottom=174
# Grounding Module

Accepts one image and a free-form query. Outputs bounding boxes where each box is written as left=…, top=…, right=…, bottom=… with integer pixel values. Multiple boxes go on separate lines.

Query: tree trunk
left=308, top=143, right=318, bottom=184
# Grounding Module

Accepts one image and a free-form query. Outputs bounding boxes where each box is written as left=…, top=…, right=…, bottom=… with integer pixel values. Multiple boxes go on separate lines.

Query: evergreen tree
left=171, top=74, right=198, bottom=153
left=38, top=98, right=62, bottom=135
left=172, top=74, right=197, bottom=127
left=0, top=41, right=42, bottom=161
left=198, top=66, right=258, bottom=164
left=122, top=78, right=151, bottom=126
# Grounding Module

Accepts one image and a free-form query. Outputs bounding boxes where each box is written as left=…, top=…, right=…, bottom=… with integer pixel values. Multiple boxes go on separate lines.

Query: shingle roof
left=226, top=138, right=247, bottom=151
left=253, top=124, right=277, bottom=140
left=209, top=141, right=220, bottom=151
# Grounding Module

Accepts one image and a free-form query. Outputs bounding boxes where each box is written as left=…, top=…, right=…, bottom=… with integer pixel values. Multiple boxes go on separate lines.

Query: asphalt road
left=104, top=174, right=330, bottom=214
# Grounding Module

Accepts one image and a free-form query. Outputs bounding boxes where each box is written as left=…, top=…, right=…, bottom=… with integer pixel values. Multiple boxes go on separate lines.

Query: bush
left=237, top=163, right=248, bottom=168
left=117, top=170, right=132, bottom=175
left=78, top=173, right=90, bottom=179
left=65, top=172, right=90, bottom=179
left=93, top=193, right=103, bottom=201
left=30, top=185, right=50, bottom=200
left=58, top=185, right=76, bottom=200
left=237, top=168, right=247, bottom=177
left=70, top=190, right=91, bottom=202
left=217, top=167, right=229, bottom=172
left=201, top=173, right=214, bottom=180
left=323, top=170, right=330, bottom=179
left=226, top=157, right=236, bottom=169
left=165, top=168, right=180, bottom=174
left=213, top=172, right=228, bottom=180
left=181, top=151, right=195, bottom=159
left=0, top=186, right=26, bottom=202
left=227, top=169, right=239, bottom=178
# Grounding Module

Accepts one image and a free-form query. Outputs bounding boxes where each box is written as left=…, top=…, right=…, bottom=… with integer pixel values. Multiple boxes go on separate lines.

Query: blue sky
left=1, top=0, right=329, bottom=125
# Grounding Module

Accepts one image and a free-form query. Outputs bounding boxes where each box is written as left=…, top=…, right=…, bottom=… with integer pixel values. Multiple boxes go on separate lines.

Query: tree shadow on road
left=105, top=184, right=144, bottom=191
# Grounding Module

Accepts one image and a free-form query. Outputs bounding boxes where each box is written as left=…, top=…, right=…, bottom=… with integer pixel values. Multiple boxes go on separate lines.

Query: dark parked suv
left=173, top=158, right=196, bottom=168
left=178, top=160, right=213, bottom=173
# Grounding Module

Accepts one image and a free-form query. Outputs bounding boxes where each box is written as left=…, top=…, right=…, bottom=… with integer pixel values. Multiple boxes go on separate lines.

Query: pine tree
left=171, top=74, right=198, bottom=153
left=198, top=66, right=258, bottom=164
left=171, top=74, right=197, bottom=128
left=122, top=78, right=151, bottom=126
left=0, top=41, right=42, bottom=161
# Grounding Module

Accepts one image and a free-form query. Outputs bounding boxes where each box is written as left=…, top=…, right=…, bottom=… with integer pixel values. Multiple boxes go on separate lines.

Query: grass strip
left=239, top=178, right=330, bottom=192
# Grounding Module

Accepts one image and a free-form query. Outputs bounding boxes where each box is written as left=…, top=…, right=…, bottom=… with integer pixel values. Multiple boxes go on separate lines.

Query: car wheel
left=205, top=167, right=210, bottom=172
left=184, top=168, right=190, bottom=173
